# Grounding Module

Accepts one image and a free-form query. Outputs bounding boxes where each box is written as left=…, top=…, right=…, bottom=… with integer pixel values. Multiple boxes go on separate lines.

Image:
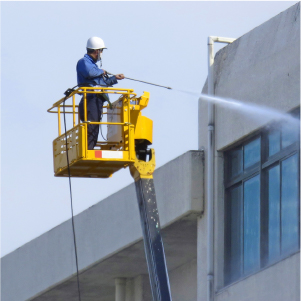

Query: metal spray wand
left=106, top=72, right=172, bottom=90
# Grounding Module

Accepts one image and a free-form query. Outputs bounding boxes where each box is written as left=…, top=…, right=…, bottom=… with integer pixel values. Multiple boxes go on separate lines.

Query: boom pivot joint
left=130, top=149, right=156, bottom=181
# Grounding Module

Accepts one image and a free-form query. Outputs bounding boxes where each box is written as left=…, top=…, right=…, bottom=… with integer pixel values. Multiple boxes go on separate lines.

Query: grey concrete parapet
left=1, top=150, right=204, bottom=301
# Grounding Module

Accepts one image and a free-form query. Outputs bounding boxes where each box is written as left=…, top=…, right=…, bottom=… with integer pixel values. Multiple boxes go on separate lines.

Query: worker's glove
left=115, top=74, right=125, bottom=80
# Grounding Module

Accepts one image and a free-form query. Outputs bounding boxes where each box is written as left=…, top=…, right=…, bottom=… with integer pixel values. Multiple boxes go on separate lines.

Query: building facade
left=2, top=3, right=300, bottom=301
left=198, top=3, right=300, bottom=300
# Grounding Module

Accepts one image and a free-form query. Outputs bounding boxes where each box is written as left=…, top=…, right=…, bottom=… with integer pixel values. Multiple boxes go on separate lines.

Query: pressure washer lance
left=106, top=72, right=172, bottom=90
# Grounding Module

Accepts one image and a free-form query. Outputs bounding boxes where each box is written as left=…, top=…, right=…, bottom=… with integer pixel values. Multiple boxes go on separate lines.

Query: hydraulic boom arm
left=130, top=149, right=172, bottom=301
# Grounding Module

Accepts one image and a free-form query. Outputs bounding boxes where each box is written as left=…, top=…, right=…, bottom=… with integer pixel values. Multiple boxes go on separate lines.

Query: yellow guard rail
left=47, top=87, right=153, bottom=178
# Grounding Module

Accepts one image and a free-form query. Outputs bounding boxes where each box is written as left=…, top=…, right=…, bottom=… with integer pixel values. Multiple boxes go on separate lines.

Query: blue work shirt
left=76, top=54, right=118, bottom=87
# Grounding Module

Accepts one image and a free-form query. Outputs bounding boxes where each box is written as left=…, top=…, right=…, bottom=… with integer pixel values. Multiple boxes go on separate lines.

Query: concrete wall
left=1, top=150, right=204, bottom=301
left=198, top=3, right=300, bottom=301
left=170, top=259, right=197, bottom=301
left=216, top=253, right=300, bottom=301
left=199, top=2, right=300, bottom=151
left=123, top=259, right=198, bottom=301
left=124, top=275, right=152, bottom=301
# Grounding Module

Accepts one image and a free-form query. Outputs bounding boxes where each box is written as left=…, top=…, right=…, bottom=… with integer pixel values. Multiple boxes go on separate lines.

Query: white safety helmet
left=86, top=37, right=107, bottom=50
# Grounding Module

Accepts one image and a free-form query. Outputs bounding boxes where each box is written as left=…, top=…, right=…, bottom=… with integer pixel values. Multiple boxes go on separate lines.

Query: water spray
left=106, top=71, right=298, bottom=126
left=198, top=94, right=299, bottom=126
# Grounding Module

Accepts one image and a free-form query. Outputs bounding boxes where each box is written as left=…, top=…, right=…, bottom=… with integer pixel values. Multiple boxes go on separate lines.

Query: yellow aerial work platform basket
left=47, top=87, right=153, bottom=178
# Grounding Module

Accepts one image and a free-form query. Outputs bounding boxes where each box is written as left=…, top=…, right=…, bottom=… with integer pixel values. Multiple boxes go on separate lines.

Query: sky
left=1, top=1, right=297, bottom=257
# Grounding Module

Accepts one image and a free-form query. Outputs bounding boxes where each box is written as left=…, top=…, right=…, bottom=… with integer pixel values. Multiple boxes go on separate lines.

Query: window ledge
left=217, top=250, right=300, bottom=295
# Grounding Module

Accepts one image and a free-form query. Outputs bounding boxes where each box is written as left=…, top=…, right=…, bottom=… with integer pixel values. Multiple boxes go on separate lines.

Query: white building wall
left=197, top=216, right=207, bottom=301
left=122, top=260, right=198, bottom=301
left=215, top=253, right=300, bottom=301
left=1, top=151, right=203, bottom=301
left=170, top=259, right=197, bottom=301
left=198, top=3, right=300, bottom=301
left=199, top=3, right=300, bottom=152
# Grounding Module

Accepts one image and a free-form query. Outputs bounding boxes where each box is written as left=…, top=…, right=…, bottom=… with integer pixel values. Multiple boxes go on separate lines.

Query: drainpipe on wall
left=207, top=36, right=235, bottom=301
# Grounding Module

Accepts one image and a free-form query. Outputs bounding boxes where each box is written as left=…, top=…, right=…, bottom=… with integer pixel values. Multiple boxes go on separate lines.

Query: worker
left=76, top=36, right=124, bottom=150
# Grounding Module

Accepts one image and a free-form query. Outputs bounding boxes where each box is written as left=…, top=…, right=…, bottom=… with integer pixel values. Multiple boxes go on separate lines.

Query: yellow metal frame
left=47, top=87, right=153, bottom=178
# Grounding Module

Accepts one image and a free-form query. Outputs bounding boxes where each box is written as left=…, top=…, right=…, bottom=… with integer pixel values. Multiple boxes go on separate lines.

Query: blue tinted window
left=282, top=120, right=299, bottom=149
left=244, top=175, right=260, bottom=274
left=225, top=111, right=300, bottom=286
left=244, top=138, right=261, bottom=169
left=268, top=165, right=281, bottom=261
left=281, top=154, right=299, bottom=254
left=229, top=148, right=243, bottom=178
left=268, top=131, right=280, bottom=156
left=230, top=185, right=243, bottom=281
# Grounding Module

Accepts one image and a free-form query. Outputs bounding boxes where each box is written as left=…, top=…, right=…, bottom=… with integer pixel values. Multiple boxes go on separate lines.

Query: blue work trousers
left=79, top=94, right=104, bottom=150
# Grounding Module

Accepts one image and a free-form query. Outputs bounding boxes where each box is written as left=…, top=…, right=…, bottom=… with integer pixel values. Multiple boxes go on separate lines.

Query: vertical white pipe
left=206, top=36, right=235, bottom=301
left=115, top=278, right=126, bottom=301
left=207, top=36, right=215, bottom=301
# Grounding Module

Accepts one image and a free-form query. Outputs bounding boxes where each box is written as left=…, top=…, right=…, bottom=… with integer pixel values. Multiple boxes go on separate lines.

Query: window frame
left=224, top=109, right=300, bottom=286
